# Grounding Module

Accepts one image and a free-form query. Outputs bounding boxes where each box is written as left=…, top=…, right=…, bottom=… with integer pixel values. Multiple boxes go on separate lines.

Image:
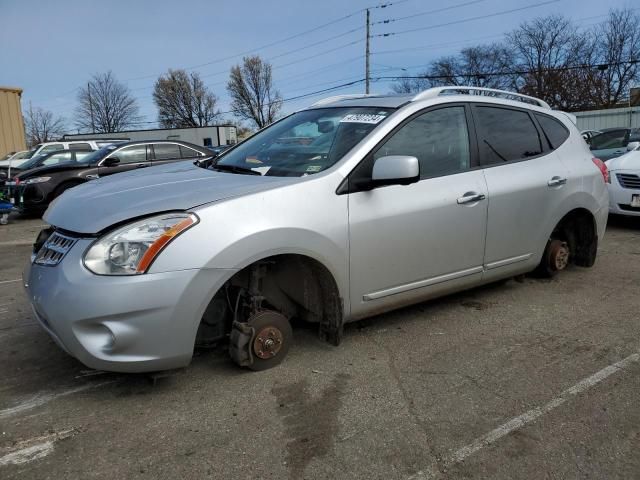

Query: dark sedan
left=9, top=140, right=211, bottom=215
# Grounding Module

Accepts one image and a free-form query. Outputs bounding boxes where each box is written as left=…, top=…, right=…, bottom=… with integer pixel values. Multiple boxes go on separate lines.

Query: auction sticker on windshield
left=340, top=113, right=387, bottom=124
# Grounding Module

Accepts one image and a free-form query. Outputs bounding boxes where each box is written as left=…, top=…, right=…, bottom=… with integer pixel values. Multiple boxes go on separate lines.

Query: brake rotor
left=549, top=240, right=570, bottom=271
left=253, top=325, right=284, bottom=359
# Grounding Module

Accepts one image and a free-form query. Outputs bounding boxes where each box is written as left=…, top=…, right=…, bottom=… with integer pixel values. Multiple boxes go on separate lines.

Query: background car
left=0, top=149, right=33, bottom=168
left=589, top=128, right=640, bottom=160
left=580, top=129, right=601, bottom=143
left=27, top=139, right=104, bottom=157
left=1, top=149, right=93, bottom=200
left=10, top=140, right=211, bottom=215
left=606, top=148, right=640, bottom=216
left=206, top=144, right=232, bottom=156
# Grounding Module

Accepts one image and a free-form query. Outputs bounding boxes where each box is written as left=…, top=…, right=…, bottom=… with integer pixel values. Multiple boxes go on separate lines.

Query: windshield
left=18, top=154, right=49, bottom=170
left=215, top=107, right=394, bottom=176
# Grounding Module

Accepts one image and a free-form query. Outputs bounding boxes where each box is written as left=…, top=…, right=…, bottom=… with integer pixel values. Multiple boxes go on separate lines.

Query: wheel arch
left=546, top=207, right=598, bottom=267
left=195, top=250, right=347, bottom=349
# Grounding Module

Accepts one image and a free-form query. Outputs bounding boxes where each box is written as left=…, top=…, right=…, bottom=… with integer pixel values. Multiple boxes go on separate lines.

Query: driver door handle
left=457, top=193, right=486, bottom=205
left=547, top=176, right=567, bottom=187
left=136, top=163, right=149, bottom=168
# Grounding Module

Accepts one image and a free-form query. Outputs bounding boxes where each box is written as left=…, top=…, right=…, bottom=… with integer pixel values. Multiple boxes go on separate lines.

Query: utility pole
left=365, top=8, right=370, bottom=94
left=87, top=82, right=95, bottom=133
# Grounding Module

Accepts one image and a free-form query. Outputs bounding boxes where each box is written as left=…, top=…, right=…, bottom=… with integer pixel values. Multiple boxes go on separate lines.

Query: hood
left=605, top=150, right=640, bottom=172
left=15, top=162, right=89, bottom=178
left=45, top=162, right=297, bottom=234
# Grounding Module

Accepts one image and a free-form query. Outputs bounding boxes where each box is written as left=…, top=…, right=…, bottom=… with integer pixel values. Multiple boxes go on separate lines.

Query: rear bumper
left=24, top=238, right=235, bottom=372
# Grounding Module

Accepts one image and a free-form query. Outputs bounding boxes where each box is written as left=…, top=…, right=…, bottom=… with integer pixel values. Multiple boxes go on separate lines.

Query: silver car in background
left=24, top=87, right=609, bottom=373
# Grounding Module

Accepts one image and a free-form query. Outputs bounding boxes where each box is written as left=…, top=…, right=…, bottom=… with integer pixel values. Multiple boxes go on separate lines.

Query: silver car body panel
left=25, top=90, right=609, bottom=372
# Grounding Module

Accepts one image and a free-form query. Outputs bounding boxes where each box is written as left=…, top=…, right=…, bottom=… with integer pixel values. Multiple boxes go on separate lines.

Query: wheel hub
left=550, top=241, right=570, bottom=271
left=253, top=326, right=283, bottom=359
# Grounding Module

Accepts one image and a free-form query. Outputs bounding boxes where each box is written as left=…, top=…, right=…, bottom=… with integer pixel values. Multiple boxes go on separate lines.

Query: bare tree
left=428, top=44, right=517, bottom=89
left=153, top=69, right=220, bottom=128
left=390, top=77, right=430, bottom=94
left=507, top=16, right=591, bottom=109
left=75, top=71, right=140, bottom=133
left=391, top=44, right=516, bottom=94
left=24, top=103, right=66, bottom=146
left=594, top=8, right=640, bottom=106
left=227, top=56, right=282, bottom=129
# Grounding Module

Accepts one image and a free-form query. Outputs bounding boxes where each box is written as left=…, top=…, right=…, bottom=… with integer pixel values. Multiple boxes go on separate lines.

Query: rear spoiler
left=556, top=111, right=577, bottom=125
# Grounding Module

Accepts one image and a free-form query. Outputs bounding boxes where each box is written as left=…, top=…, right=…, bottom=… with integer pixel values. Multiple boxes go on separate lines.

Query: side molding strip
left=363, top=266, right=483, bottom=301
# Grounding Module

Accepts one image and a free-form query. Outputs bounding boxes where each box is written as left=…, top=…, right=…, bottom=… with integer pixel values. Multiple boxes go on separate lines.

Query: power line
left=32, top=2, right=404, bottom=105
left=373, top=0, right=560, bottom=37
left=369, top=59, right=640, bottom=82
left=124, top=0, right=405, bottom=82
left=372, top=0, right=488, bottom=25
left=372, top=34, right=504, bottom=56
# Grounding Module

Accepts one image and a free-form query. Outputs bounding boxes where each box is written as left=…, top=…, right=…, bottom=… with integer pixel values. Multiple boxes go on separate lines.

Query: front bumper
left=24, top=238, right=235, bottom=372
left=608, top=172, right=640, bottom=217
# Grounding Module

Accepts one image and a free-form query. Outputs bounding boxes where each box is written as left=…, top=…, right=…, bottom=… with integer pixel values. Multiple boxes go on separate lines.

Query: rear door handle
left=136, top=163, right=149, bottom=168
left=547, top=176, right=567, bottom=187
left=457, top=193, right=486, bottom=205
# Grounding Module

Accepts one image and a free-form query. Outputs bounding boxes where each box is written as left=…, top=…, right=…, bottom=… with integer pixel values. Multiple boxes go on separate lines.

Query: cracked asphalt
left=1, top=215, right=639, bottom=479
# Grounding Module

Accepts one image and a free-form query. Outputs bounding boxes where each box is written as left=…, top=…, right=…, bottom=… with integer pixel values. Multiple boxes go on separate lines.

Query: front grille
left=34, top=231, right=78, bottom=266
left=616, top=173, right=640, bottom=189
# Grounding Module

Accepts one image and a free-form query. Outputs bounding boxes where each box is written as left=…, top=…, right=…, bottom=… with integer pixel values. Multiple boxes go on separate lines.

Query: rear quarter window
left=535, top=114, right=570, bottom=150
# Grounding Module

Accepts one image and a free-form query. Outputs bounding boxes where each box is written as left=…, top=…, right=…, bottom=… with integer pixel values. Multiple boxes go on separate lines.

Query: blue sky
left=0, top=0, right=635, bottom=131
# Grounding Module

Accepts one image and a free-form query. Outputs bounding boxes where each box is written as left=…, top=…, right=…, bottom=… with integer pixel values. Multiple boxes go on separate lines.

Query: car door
left=589, top=129, right=630, bottom=160
left=99, top=144, right=151, bottom=176
left=472, top=105, right=571, bottom=279
left=151, top=143, right=183, bottom=166
left=347, top=104, right=488, bottom=319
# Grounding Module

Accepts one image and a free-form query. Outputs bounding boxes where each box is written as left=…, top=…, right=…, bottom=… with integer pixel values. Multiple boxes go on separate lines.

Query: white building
left=63, top=125, right=237, bottom=148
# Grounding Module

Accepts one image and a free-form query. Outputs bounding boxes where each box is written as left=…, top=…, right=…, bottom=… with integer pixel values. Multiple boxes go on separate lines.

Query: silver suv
left=24, top=87, right=609, bottom=373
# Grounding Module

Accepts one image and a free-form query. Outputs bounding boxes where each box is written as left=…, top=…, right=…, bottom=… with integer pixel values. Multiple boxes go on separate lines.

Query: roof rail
left=309, top=94, right=379, bottom=107
left=411, top=86, right=551, bottom=109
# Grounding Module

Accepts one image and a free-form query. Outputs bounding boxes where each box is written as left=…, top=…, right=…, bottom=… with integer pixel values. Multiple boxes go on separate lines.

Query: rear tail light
left=592, top=158, right=609, bottom=183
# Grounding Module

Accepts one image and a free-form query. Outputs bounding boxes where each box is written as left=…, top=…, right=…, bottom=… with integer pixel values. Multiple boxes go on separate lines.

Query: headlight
left=83, top=212, right=198, bottom=275
left=24, top=176, right=51, bottom=184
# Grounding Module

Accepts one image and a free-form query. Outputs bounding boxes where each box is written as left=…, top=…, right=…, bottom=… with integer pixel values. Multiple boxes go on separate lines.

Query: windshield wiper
left=484, top=139, right=508, bottom=162
left=211, top=164, right=262, bottom=176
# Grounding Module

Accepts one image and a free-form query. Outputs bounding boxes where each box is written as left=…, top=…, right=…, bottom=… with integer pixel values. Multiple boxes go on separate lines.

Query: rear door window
left=69, top=143, right=91, bottom=150
left=534, top=114, right=570, bottom=150
left=40, top=144, right=64, bottom=154
left=152, top=143, right=181, bottom=160
left=474, top=106, right=542, bottom=165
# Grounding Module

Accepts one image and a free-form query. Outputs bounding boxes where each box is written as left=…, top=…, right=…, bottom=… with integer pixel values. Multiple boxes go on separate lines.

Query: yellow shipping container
left=0, top=86, right=27, bottom=158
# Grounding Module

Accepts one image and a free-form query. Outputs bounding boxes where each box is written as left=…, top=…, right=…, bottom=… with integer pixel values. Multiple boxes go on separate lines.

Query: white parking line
left=0, top=429, right=77, bottom=466
left=0, top=381, right=115, bottom=420
left=408, top=351, right=640, bottom=479
left=0, top=279, right=21, bottom=285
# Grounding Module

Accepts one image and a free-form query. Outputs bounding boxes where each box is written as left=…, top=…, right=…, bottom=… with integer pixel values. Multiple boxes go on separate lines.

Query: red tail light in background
left=12, top=177, right=20, bottom=185
left=592, top=158, right=609, bottom=183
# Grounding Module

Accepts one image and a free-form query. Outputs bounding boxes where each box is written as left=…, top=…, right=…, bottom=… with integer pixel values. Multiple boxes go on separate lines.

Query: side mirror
left=103, top=157, right=120, bottom=166
left=626, top=141, right=640, bottom=152
left=371, top=155, right=419, bottom=186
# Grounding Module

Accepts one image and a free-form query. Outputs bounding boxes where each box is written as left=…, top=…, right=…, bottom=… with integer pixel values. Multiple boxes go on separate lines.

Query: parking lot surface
left=1, top=215, right=639, bottom=479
